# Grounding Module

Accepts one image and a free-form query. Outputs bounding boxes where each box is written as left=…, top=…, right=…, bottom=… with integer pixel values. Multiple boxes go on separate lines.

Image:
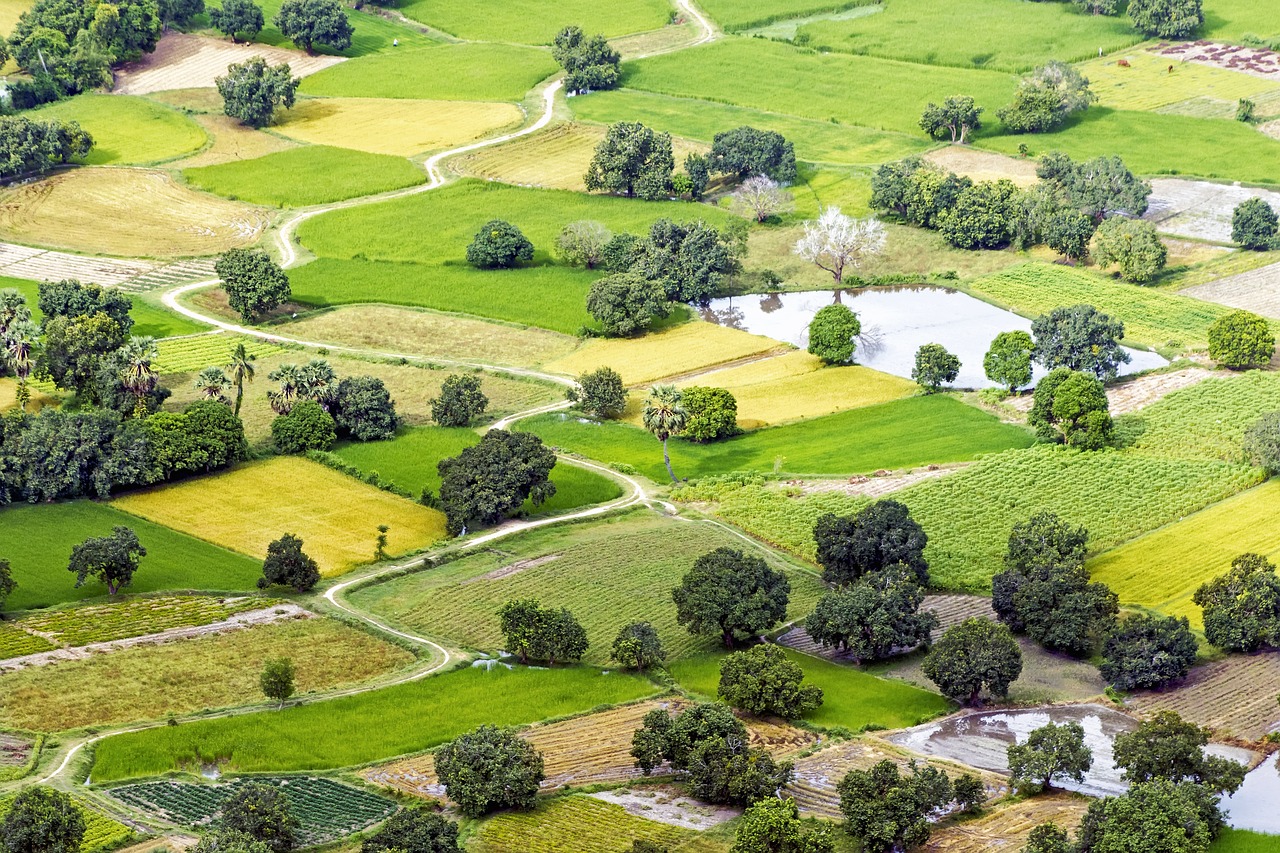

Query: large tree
left=1207, top=310, right=1275, bottom=369
left=984, top=330, right=1034, bottom=393
left=1092, top=218, right=1167, bottom=284
left=1231, top=198, right=1278, bottom=250
left=209, top=0, right=264, bottom=41
left=437, top=430, right=556, bottom=535
left=274, top=0, right=351, bottom=51
left=1192, top=552, right=1280, bottom=652
left=672, top=547, right=790, bottom=648
left=258, top=533, right=320, bottom=593
left=67, top=526, right=145, bottom=595
left=1027, top=368, right=1114, bottom=450
left=1128, top=0, right=1203, bottom=38
left=806, top=304, right=860, bottom=364
left=38, top=312, right=126, bottom=399
left=216, top=57, right=299, bottom=128
left=805, top=567, right=937, bottom=663
left=215, top=249, right=291, bottom=320
left=1007, top=722, right=1092, bottom=792
left=221, top=784, right=299, bottom=853
left=709, top=126, right=797, bottom=183
left=1076, top=780, right=1220, bottom=853
left=937, top=179, right=1020, bottom=250
left=227, top=342, right=257, bottom=417
left=0, top=786, right=85, bottom=853
left=333, top=375, right=398, bottom=441
left=361, top=808, right=461, bottom=853
left=732, top=797, right=833, bottom=853
left=1112, top=711, right=1246, bottom=795
left=642, top=384, right=686, bottom=482
left=37, top=279, right=132, bottom=332
left=1036, top=152, right=1152, bottom=222
left=551, top=25, right=619, bottom=94
left=430, top=374, right=488, bottom=427
left=611, top=621, right=666, bottom=671
left=813, top=500, right=929, bottom=587
left=586, top=273, right=667, bottom=337
left=1100, top=614, right=1197, bottom=691
left=497, top=599, right=589, bottom=665
left=922, top=618, right=1022, bottom=705
left=997, top=61, right=1095, bottom=133
left=793, top=208, right=886, bottom=285
left=466, top=220, right=534, bottom=269
left=568, top=366, right=627, bottom=418
left=912, top=343, right=961, bottom=392
left=1031, top=304, right=1129, bottom=381
left=681, top=386, right=738, bottom=442
left=919, top=96, right=983, bottom=144
left=718, top=644, right=823, bottom=719
left=838, top=760, right=955, bottom=853
left=584, top=122, right=674, bottom=200
left=271, top=399, right=336, bottom=453
left=0, top=117, right=93, bottom=179
left=633, top=218, right=742, bottom=303
left=435, top=725, right=544, bottom=817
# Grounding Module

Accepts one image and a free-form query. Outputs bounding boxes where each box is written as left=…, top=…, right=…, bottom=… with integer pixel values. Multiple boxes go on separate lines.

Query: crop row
left=1122, top=371, right=1280, bottom=463
left=469, top=795, right=697, bottom=853
left=20, top=595, right=275, bottom=648
left=0, top=622, right=55, bottom=660
left=155, top=335, right=289, bottom=376
left=0, top=794, right=132, bottom=853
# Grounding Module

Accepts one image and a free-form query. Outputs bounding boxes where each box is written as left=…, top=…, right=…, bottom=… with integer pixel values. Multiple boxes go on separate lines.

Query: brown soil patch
left=113, top=32, right=344, bottom=95
left=589, top=787, right=740, bottom=830
left=1155, top=40, right=1280, bottom=81
left=1145, top=178, right=1280, bottom=243
left=921, top=793, right=1091, bottom=852
left=784, top=465, right=966, bottom=499
left=0, top=239, right=158, bottom=285
left=1181, top=261, right=1280, bottom=319
left=464, top=554, right=561, bottom=585
left=1261, top=119, right=1280, bottom=141
left=924, top=146, right=1039, bottom=188
left=0, top=732, right=33, bottom=767
left=1005, top=367, right=1223, bottom=417
left=169, top=113, right=302, bottom=169
left=1127, top=654, right=1280, bottom=740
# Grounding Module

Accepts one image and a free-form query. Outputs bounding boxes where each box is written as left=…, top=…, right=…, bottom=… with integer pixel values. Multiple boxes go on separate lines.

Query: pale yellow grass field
left=113, top=32, right=343, bottom=95
left=1078, top=51, right=1280, bottom=112
left=111, top=457, right=448, bottom=575
left=924, top=146, right=1039, bottom=188
left=169, top=113, right=302, bottom=169
left=274, top=98, right=523, bottom=156
left=0, top=0, right=30, bottom=37
left=545, top=321, right=786, bottom=386
left=0, top=378, right=59, bottom=413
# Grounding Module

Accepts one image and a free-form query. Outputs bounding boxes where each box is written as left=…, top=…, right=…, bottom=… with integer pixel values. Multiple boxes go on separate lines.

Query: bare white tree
left=556, top=220, right=612, bottom=269
left=730, top=175, right=794, bottom=222
left=792, top=207, right=887, bottom=285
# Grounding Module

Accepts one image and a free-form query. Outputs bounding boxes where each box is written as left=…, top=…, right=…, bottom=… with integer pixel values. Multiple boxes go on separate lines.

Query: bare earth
left=589, top=787, right=740, bottom=830
left=1181, top=261, right=1280, bottom=319
left=923, top=147, right=1039, bottom=187
left=113, top=33, right=344, bottom=95
left=783, top=465, right=966, bottom=499
left=1155, top=40, right=1280, bottom=80
left=1145, top=178, right=1280, bottom=243
left=1127, top=653, right=1280, bottom=740
left=1005, top=367, right=1223, bottom=416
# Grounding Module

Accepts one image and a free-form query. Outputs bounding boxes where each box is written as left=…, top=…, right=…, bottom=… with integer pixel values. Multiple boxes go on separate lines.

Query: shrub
left=430, top=374, right=488, bottom=427
left=1092, top=218, right=1167, bottom=284
left=258, top=533, right=320, bottom=593
left=984, top=330, right=1034, bottom=392
left=1207, top=310, right=1275, bottom=369
left=586, top=273, right=667, bottom=337
left=271, top=399, right=336, bottom=453
left=1100, top=614, right=1197, bottom=690
left=435, top=725, right=544, bottom=817
left=466, top=220, right=534, bottom=269
left=807, top=304, right=860, bottom=364
left=333, top=375, right=399, bottom=440
left=1244, top=410, right=1280, bottom=473
left=1028, top=368, right=1114, bottom=449
left=1231, top=198, right=1278, bottom=250
left=912, top=343, right=961, bottom=392
left=556, top=220, right=611, bottom=268
left=568, top=366, right=627, bottom=419
left=680, top=386, right=739, bottom=441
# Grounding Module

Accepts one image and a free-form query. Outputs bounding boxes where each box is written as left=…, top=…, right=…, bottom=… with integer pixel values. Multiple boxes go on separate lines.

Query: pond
left=1223, top=754, right=1280, bottom=834
left=699, top=287, right=1167, bottom=390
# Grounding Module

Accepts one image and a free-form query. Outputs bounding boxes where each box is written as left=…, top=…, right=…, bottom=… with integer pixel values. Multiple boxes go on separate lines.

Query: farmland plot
left=14, top=595, right=272, bottom=648
left=0, top=245, right=157, bottom=287
left=1181, top=262, right=1280, bottom=320
left=1075, top=49, right=1280, bottom=114
left=920, top=794, right=1092, bottom=852
left=0, top=623, right=55, bottom=660
left=184, top=145, right=427, bottom=207
left=397, top=0, right=671, bottom=43
left=33, top=95, right=206, bottom=165
left=169, top=114, right=301, bottom=169
left=112, top=32, right=344, bottom=94
left=469, top=795, right=729, bottom=853
left=272, top=98, right=523, bottom=157
left=300, top=43, right=559, bottom=101
left=1145, top=179, right=1280, bottom=244
left=1127, top=654, right=1280, bottom=741
left=154, top=335, right=289, bottom=375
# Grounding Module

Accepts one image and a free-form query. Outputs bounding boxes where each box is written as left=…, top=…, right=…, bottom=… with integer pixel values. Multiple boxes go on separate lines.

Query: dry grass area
left=113, top=32, right=344, bottom=95
left=784, top=466, right=964, bottom=499
left=1146, top=178, right=1280, bottom=244
left=0, top=0, right=31, bottom=37
left=1006, top=367, right=1223, bottom=417
left=0, top=616, right=413, bottom=731
left=281, top=305, right=578, bottom=367
left=455, top=122, right=708, bottom=192
left=1181, top=261, right=1280, bottom=319
left=274, top=98, right=522, bottom=157
left=0, top=168, right=267, bottom=258
left=111, top=457, right=448, bottom=575
left=545, top=321, right=786, bottom=386
left=170, top=113, right=302, bottom=169
left=921, top=794, right=1091, bottom=852
left=0, top=377, right=59, bottom=412
left=923, top=146, right=1039, bottom=187
left=1127, top=653, right=1280, bottom=740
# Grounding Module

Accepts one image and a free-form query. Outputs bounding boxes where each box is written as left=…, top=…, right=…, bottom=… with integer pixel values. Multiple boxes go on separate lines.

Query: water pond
left=1223, top=754, right=1280, bottom=834
left=699, top=287, right=1167, bottom=390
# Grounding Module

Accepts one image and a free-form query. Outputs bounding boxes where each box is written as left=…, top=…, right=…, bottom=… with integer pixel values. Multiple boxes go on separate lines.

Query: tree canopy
left=814, top=500, right=929, bottom=587
left=997, top=62, right=1095, bottom=133
left=586, top=272, right=667, bottom=337
left=838, top=760, right=956, bottom=853
left=1207, top=310, right=1275, bottom=369
left=569, top=366, right=627, bottom=419
left=912, top=343, right=961, bottom=392
left=1092, top=218, right=1167, bottom=284
left=497, top=598, right=589, bottom=665
left=584, top=122, right=674, bottom=200
left=0, top=786, right=85, bottom=853
left=67, top=525, right=145, bottom=595
left=922, top=618, right=1022, bottom=705
left=731, top=797, right=833, bottom=853
left=435, top=725, right=544, bottom=817
left=274, top=0, right=352, bottom=52
left=215, top=249, right=291, bottom=321
left=709, top=126, right=797, bottom=183
left=984, top=330, right=1034, bottom=392
left=221, top=784, right=300, bottom=853
left=611, top=621, right=666, bottom=671
left=806, top=304, right=860, bottom=364
left=920, top=96, right=983, bottom=144
left=1028, top=368, right=1114, bottom=450
left=672, top=547, right=790, bottom=648
left=680, top=386, right=739, bottom=442
left=1112, top=711, right=1246, bottom=795
left=1231, top=198, right=1278, bottom=250
left=1007, top=722, right=1092, bottom=792
left=718, top=644, right=822, bottom=719
left=804, top=567, right=937, bottom=663
left=1100, top=614, right=1197, bottom=691
left=466, top=220, right=534, bottom=269
left=430, top=374, right=488, bottom=427
left=1031, top=304, right=1129, bottom=381
left=1193, top=552, right=1280, bottom=652
left=0, top=117, right=93, bottom=181
left=361, top=808, right=461, bottom=853
left=437, top=430, right=556, bottom=535
left=258, top=533, right=320, bottom=593
left=216, top=57, right=299, bottom=128
left=209, top=0, right=264, bottom=41
left=793, top=208, right=885, bottom=285
left=1128, top=0, right=1203, bottom=38
left=551, top=25, right=619, bottom=94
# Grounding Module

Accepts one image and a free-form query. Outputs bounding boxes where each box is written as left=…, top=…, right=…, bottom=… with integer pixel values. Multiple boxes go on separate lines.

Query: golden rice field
left=1088, top=479, right=1280, bottom=627
left=111, top=457, right=448, bottom=575
left=170, top=113, right=302, bottom=169
left=1078, top=51, right=1280, bottom=113
left=923, top=146, right=1039, bottom=188
left=454, top=122, right=708, bottom=192
left=0, top=377, right=58, bottom=413
left=469, top=795, right=728, bottom=853
left=920, top=794, right=1091, bottom=853
left=0, top=168, right=268, bottom=258
left=545, top=321, right=786, bottom=386
left=274, top=98, right=523, bottom=157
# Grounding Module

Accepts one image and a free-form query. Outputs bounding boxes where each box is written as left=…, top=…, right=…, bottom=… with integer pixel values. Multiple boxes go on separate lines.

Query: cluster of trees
left=216, top=57, right=301, bottom=128
left=552, top=25, right=620, bottom=94
left=1049, top=0, right=1204, bottom=40
left=263, top=358, right=399, bottom=452
left=435, top=429, right=556, bottom=535
left=839, top=760, right=985, bottom=852
left=210, top=0, right=351, bottom=51
left=0, top=116, right=93, bottom=180
left=497, top=598, right=588, bottom=665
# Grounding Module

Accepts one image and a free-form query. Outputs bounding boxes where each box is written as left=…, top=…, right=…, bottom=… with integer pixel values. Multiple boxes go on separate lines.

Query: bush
left=912, top=343, right=961, bottom=393
left=807, top=304, right=860, bottom=364
left=586, top=273, right=667, bottom=337
left=258, top=533, right=320, bottom=593
left=1231, top=198, right=1278, bottom=250
left=997, top=61, right=1095, bottom=134
left=1028, top=368, right=1114, bottom=449
left=333, top=375, right=399, bottom=440
left=215, top=249, right=291, bottom=321
left=568, top=366, right=627, bottom=419
left=271, top=399, right=336, bottom=453
left=680, top=386, right=739, bottom=441
left=1207, top=310, right=1275, bottom=369
left=984, top=330, right=1034, bottom=392
left=430, top=374, right=488, bottom=427
left=718, top=644, right=822, bottom=719
left=1244, top=410, right=1280, bottom=473
left=1092, top=217, right=1167, bottom=284
left=466, top=220, right=534, bottom=269
left=1100, top=614, right=1197, bottom=690
left=556, top=220, right=611, bottom=268
left=1128, top=0, right=1203, bottom=38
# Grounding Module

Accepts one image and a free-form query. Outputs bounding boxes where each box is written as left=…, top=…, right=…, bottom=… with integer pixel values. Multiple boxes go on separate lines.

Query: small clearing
left=169, top=114, right=302, bottom=169
left=273, top=97, right=523, bottom=157
left=112, top=33, right=343, bottom=95
left=782, top=465, right=964, bottom=499
left=1181, top=261, right=1280, bottom=319
left=0, top=240, right=158, bottom=286
left=923, top=146, right=1039, bottom=187
left=589, top=787, right=740, bottom=830
left=1155, top=40, right=1280, bottom=81
left=463, top=554, right=561, bottom=584
left=1004, top=367, right=1222, bottom=417
left=1127, top=653, right=1280, bottom=740
left=1145, top=178, right=1280, bottom=244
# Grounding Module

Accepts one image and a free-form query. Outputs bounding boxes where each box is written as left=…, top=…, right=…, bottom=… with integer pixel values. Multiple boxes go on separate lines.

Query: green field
left=519, top=395, right=1034, bottom=482
left=398, top=0, right=671, bottom=43
left=301, top=43, right=559, bottom=101
left=349, top=511, right=826, bottom=666
left=34, top=95, right=206, bottom=165
left=90, top=664, right=657, bottom=781
left=2, top=277, right=203, bottom=339
left=1211, top=830, right=1280, bottom=853
left=1122, top=371, right=1280, bottom=463
left=0, top=502, right=262, bottom=612
left=699, top=0, right=872, bottom=31
left=183, top=145, right=425, bottom=208
left=1201, top=0, right=1280, bottom=42
left=203, top=0, right=434, bottom=56
left=471, top=796, right=729, bottom=853
left=623, top=38, right=1017, bottom=135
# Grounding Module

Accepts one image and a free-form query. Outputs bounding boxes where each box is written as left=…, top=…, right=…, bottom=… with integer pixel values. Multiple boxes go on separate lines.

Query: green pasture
left=623, top=38, right=1017, bottom=135
left=183, top=145, right=425, bottom=208
left=0, top=502, right=262, bottom=612
left=1202, top=0, right=1280, bottom=42
left=519, top=395, right=1034, bottom=482
left=3, top=277, right=205, bottom=339
left=699, top=0, right=873, bottom=32
left=571, top=89, right=930, bottom=165
left=203, top=0, right=434, bottom=56
left=34, top=95, right=206, bottom=165
left=397, top=0, right=671, bottom=43
left=349, top=511, right=825, bottom=666
left=1211, top=830, right=1280, bottom=853
left=669, top=646, right=952, bottom=730
left=301, top=43, right=559, bottom=101
left=90, top=664, right=657, bottom=781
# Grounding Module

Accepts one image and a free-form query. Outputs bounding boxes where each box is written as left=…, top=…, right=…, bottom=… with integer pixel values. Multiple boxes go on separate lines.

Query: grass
left=1211, top=830, right=1280, bottom=853
left=90, top=664, right=657, bottom=781
left=204, top=0, right=435, bottom=57
left=397, top=0, right=671, bottom=43
left=623, top=38, right=1017, bottom=136
left=1121, top=371, right=1280, bottom=463
left=33, top=95, right=206, bottom=165
left=273, top=98, right=522, bottom=157
left=154, top=335, right=288, bottom=375
left=669, top=646, right=952, bottom=731
left=349, top=511, right=827, bottom=666
left=1077, top=50, right=1280, bottom=114
left=0, top=617, right=413, bottom=731
left=110, top=457, right=448, bottom=576
left=300, top=43, right=559, bottom=101
left=0, top=794, right=132, bottom=853
left=0, top=623, right=55, bottom=659
left=698, top=0, right=872, bottom=31
left=519, top=394, right=1034, bottom=482
left=470, top=796, right=729, bottom=853
left=1201, top=0, right=1280, bottom=42
left=183, top=145, right=426, bottom=207
left=16, top=595, right=269, bottom=646
left=0, top=502, right=262, bottom=612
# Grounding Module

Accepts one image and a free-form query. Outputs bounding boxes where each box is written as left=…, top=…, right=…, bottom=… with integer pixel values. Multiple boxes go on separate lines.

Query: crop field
left=1213, top=831, right=1280, bottom=853
left=0, top=794, right=132, bottom=853
left=699, top=0, right=873, bottom=31
left=544, top=321, right=784, bottom=386
left=153, top=335, right=288, bottom=375
left=470, top=795, right=729, bottom=853
left=110, top=457, right=448, bottom=575
left=0, top=168, right=268, bottom=258
left=1146, top=179, right=1280, bottom=245
left=15, top=595, right=270, bottom=648
left=170, top=114, right=301, bottom=170
left=183, top=145, right=426, bottom=207
left=0, top=623, right=55, bottom=659
left=112, top=32, right=346, bottom=95
left=273, top=98, right=523, bottom=157
left=301, top=42, right=559, bottom=101
left=0, top=0, right=30, bottom=35
left=398, top=0, right=670, bottom=43
left=520, top=394, right=1033, bottom=482
left=91, top=664, right=657, bottom=781
left=0, top=501, right=261, bottom=611
left=1128, top=654, right=1280, bottom=741
left=1181, top=261, right=1280, bottom=320
left=0, top=377, right=58, bottom=413
left=456, top=123, right=707, bottom=192
left=623, top=38, right=1016, bottom=136
left=108, top=778, right=396, bottom=845
left=350, top=512, right=825, bottom=666
left=1122, top=371, right=1280, bottom=463
left=34, top=95, right=206, bottom=165
left=965, top=263, right=1229, bottom=351
left=0, top=616, right=412, bottom=731
left=920, top=794, right=1092, bottom=853
left=1077, top=50, right=1280, bottom=114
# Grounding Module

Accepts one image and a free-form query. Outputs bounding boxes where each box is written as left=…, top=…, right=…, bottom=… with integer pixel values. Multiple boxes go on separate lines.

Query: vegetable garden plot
left=154, top=336, right=289, bottom=375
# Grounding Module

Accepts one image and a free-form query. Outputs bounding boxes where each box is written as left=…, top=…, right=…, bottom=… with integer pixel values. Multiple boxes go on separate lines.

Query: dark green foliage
left=0, top=408, right=153, bottom=502
left=221, top=783, right=300, bottom=853
left=684, top=152, right=710, bottom=201
left=685, top=736, right=793, bottom=806
left=599, top=232, right=648, bottom=273
left=38, top=312, right=126, bottom=399
left=938, top=180, right=1020, bottom=250
left=732, top=797, right=833, bottom=853
left=158, top=0, right=203, bottom=26
left=1128, top=0, right=1203, bottom=38
left=1022, top=824, right=1072, bottom=853
left=912, top=343, right=961, bottom=392
left=804, top=567, right=938, bottom=663
left=922, top=617, right=1022, bottom=705
left=1031, top=305, right=1129, bottom=381
left=984, top=330, right=1034, bottom=392
left=709, top=126, right=797, bottom=184
left=1231, top=198, right=1278, bottom=250
left=584, top=121, right=674, bottom=200
left=68, top=525, right=145, bottom=595
left=806, top=304, right=860, bottom=364
left=272, top=399, right=336, bottom=453
left=1112, top=711, right=1246, bottom=795
left=434, top=725, right=544, bottom=817
left=1036, top=152, right=1152, bottom=222
left=838, top=760, right=954, bottom=853
left=333, top=375, right=399, bottom=441
left=436, top=430, right=556, bottom=535
left=209, top=0, right=264, bottom=41
left=215, top=249, right=291, bottom=321
left=586, top=272, right=667, bottom=336
left=1100, top=614, right=1197, bottom=691
left=919, top=96, right=983, bottom=144
left=632, top=218, right=742, bottom=303
left=718, top=644, right=823, bottom=719
left=813, top=500, right=929, bottom=587
left=672, top=547, right=790, bottom=648
left=1042, top=207, right=1097, bottom=262
left=37, top=279, right=131, bottom=331
left=465, top=220, right=534, bottom=269
left=10, top=0, right=159, bottom=93
left=192, top=830, right=272, bottom=853
left=258, top=533, right=320, bottom=593
left=0, top=786, right=85, bottom=853
left=1244, top=411, right=1280, bottom=473
left=1075, top=780, right=1218, bottom=853
left=1193, top=553, right=1280, bottom=653
left=430, top=374, right=488, bottom=428
left=216, top=57, right=299, bottom=128
left=1028, top=368, right=1114, bottom=449
left=1008, top=722, right=1092, bottom=792
left=274, top=0, right=351, bottom=51
left=903, top=166, right=973, bottom=229
left=998, top=62, right=1096, bottom=134
left=0, top=558, right=14, bottom=609
left=497, top=598, right=589, bottom=665
left=1092, top=218, right=1167, bottom=284
left=953, top=774, right=986, bottom=813
left=568, top=366, right=627, bottom=419
left=260, top=657, right=295, bottom=706
left=145, top=400, right=248, bottom=478
left=268, top=359, right=337, bottom=415
left=551, top=26, right=619, bottom=94
left=611, top=621, right=666, bottom=670
left=680, top=386, right=738, bottom=442
left=631, top=702, right=747, bottom=773
left=361, top=808, right=461, bottom=853
left=1207, top=310, right=1275, bottom=369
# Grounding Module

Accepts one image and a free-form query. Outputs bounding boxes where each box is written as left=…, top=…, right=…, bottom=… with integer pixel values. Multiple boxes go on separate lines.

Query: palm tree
left=118, top=336, right=159, bottom=417
left=194, top=366, right=232, bottom=402
left=3, top=318, right=37, bottom=411
left=643, top=384, right=686, bottom=484
left=268, top=363, right=303, bottom=414
left=298, top=359, right=337, bottom=411
left=0, top=289, right=29, bottom=336
left=227, top=342, right=257, bottom=417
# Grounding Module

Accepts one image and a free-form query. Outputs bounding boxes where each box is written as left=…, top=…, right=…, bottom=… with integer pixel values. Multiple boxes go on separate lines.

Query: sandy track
left=113, top=33, right=344, bottom=95
left=1004, top=367, right=1225, bottom=416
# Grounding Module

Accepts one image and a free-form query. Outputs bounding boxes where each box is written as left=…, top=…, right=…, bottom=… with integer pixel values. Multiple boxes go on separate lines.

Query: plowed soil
left=113, top=33, right=343, bottom=95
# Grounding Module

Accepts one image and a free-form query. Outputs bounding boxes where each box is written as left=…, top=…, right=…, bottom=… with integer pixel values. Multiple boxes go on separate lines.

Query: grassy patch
left=154, top=335, right=289, bottom=375
left=1211, top=830, right=1280, bottom=853
left=1121, top=371, right=1280, bottom=463
left=300, top=42, right=559, bottom=101
left=0, top=617, right=413, bottom=731
left=273, top=98, right=521, bottom=157
left=34, top=95, right=206, bottom=165
left=699, top=0, right=871, bottom=31
left=17, top=595, right=270, bottom=646
left=1077, top=50, right=1280, bottom=113
left=0, top=794, right=131, bottom=853
left=110, top=457, right=448, bottom=576
left=0, top=623, right=55, bottom=659
left=0, top=502, right=261, bottom=611
left=1201, top=0, right=1280, bottom=42
left=91, top=664, right=657, bottom=781
left=205, top=0, right=434, bottom=56
left=470, top=796, right=728, bottom=853
left=397, top=0, right=671, bottom=43
left=183, top=145, right=426, bottom=207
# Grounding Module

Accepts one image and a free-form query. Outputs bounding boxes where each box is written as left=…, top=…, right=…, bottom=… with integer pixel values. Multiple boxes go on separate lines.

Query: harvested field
left=921, top=794, right=1092, bottom=852
left=34, top=95, right=206, bottom=165
left=1127, top=654, right=1280, bottom=740
left=0, top=376, right=58, bottom=412
left=1181, top=261, right=1280, bottom=319
left=783, top=466, right=964, bottom=500
left=456, top=123, right=707, bottom=192
left=0, top=241, right=158, bottom=286
left=0, top=732, right=34, bottom=768
left=112, top=32, right=344, bottom=95
left=923, top=146, right=1039, bottom=188
left=110, top=457, right=448, bottom=575
left=589, top=788, right=739, bottom=832
left=1145, top=178, right=1280, bottom=244
left=1004, top=367, right=1224, bottom=417
left=273, top=97, right=522, bottom=156
left=168, top=113, right=301, bottom=169
left=0, top=168, right=267, bottom=258
left=1157, top=40, right=1280, bottom=82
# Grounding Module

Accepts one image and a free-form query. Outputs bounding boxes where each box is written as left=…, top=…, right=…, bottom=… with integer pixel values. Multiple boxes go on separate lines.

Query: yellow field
left=1078, top=51, right=1280, bottom=113
left=0, top=0, right=31, bottom=38
left=921, top=794, right=1091, bottom=853
left=1089, top=479, right=1280, bottom=627
left=274, top=98, right=523, bottom=157
left=455, top=122, right=709, bottom=192
left=923, top=146, right=1038, bottom=188
left=0, top=168, right=268, bottom=258
left=170, top=113, right=302, bottom=169
left=0, top=378, right=59, bottom=413
left=111, top=457, right=449, bottom=575
left=546, top=321, right=786, bottom=386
